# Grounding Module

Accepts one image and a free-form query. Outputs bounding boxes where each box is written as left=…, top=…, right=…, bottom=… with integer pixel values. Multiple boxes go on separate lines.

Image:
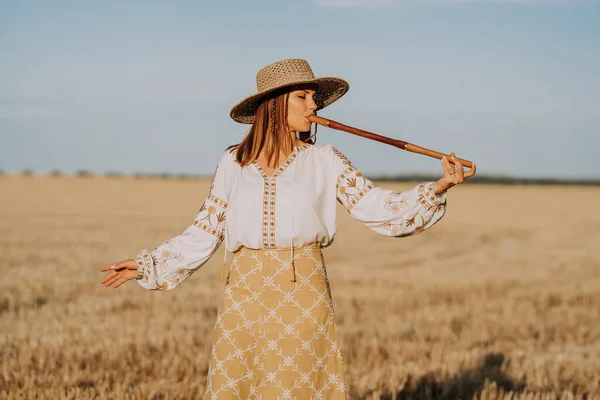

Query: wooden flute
left=307, top=115, right=474, bottom=169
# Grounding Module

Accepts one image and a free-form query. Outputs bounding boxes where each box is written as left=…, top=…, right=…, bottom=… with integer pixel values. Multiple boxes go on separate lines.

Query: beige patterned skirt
left=203, top=244, right=347, bottom=399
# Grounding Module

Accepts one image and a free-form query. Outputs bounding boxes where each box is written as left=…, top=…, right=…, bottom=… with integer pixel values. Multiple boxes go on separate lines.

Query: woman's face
left=287, top=89, right=317, bottom=133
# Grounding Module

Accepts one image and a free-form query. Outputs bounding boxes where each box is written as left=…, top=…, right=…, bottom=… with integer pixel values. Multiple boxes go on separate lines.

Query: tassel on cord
left=220, top=256, right=227, bottom=283
left=221, top=227, right=228, bottom=283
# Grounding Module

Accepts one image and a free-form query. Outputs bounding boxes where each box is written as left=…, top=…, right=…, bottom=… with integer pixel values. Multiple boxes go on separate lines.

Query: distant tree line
left=372, top=173, right=600, bottom=186
left=8, top=168, right=600, bottom=186
left=11, top=169, right=206, bottom=180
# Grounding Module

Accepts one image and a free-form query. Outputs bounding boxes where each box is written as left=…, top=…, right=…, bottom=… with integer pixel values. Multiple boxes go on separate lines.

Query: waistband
left=222, top=243, right=322, bottom=283
left=232, top=242, right=321, bottom=255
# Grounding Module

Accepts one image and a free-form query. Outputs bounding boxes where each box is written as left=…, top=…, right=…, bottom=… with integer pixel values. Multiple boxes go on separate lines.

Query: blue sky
left=1, top=0, right=599, bottom=179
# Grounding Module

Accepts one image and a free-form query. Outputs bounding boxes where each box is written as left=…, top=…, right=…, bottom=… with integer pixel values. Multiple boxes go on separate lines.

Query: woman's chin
left=290, top=123, right=311, bottom=133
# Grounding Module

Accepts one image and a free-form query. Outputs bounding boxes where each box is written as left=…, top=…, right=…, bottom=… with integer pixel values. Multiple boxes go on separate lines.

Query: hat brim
left=230, top=77, right=349, bottom=124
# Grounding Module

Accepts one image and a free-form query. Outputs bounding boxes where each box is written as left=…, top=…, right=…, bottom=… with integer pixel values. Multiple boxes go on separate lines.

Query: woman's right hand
left=99, top=259, right=139, bottom=289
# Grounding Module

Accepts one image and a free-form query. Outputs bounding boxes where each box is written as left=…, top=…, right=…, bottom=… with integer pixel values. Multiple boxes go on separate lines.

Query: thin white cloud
left=440, top=0, right=589, bottom=3
left=316, top=0, right=394, bottom=8
left=316, top=0, right=592, bottom=7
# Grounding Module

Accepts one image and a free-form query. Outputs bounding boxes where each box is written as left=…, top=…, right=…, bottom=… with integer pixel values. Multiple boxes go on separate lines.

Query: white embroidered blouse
left=135, top=143, right=447, bottom=290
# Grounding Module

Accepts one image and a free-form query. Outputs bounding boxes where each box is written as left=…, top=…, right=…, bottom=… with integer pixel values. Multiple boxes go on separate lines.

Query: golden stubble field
left=1, top=175, right=599, bottom=400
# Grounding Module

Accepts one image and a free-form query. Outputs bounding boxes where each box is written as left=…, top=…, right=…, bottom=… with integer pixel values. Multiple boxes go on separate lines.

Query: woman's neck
left=257, top=133, right=305, bottom=171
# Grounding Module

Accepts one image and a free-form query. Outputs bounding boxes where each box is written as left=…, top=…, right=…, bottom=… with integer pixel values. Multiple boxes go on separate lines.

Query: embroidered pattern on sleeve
left=332, top=147, right=352, bottom=166
left=417, top=182, right=445, bottom=211
left=152, top=239, right=184, bottom=268
left=144, top=240, right=202, bottom=291
left=383, top=192, right=408, bottom=215
left=135, top=249, right=154, bottom=284
left=193, top=195, right=228, bottom=241
left=332, top=147, right=375, bottom=211
left=191, top=159, right=229, bottom=241
left=383, top=215, right=427, bottom=236
left=163, top=268, right=194, bottom=290
left=209, top=162, right=219, bottom=192
left=336, top=165, right=375, bottom=211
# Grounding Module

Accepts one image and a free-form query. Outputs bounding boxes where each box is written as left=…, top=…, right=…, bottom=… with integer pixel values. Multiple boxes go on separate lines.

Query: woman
left=100, top=58, right=475, bottom=399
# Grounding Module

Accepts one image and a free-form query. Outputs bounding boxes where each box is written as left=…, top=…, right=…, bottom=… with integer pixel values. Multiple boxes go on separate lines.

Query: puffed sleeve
left=330, top=146, right=447, bottom=237
left=134, top=151, right=231, bottom=290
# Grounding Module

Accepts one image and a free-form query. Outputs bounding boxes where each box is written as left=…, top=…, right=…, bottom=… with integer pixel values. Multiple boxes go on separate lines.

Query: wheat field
left=1, top=175, right=599, bottom=400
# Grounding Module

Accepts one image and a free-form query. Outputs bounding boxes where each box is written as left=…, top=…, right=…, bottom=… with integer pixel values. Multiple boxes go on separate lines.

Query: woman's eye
left=298, top=95, right=306, bottom=99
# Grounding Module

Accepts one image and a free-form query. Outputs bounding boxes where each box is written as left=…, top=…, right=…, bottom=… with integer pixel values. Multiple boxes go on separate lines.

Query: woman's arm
left=331, top=146, right=474, bottom=237
left=100, top=151, right=232, bottom=290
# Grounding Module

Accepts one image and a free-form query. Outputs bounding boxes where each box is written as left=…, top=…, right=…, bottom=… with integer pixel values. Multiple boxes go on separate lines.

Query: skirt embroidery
left=204, top=245, right=347, bottom=399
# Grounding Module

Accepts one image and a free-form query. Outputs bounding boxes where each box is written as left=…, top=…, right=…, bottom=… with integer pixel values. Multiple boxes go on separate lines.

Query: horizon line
left=2, top=169, right=598, bottom=185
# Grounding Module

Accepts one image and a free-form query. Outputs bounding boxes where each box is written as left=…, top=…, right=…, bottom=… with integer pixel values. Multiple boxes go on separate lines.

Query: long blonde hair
left=228, top=88, right=316, bottom=168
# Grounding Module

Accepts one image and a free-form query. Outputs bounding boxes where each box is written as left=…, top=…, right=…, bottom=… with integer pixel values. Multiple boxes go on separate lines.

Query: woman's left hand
left=433, top=152, right=476, bottom=194
left=99, top=259, right=139, bottom=289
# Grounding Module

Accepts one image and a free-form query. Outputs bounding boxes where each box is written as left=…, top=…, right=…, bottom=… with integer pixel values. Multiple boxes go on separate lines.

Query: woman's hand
left=99, top=259, right=139, bottom=289
left=432, top=152, right=476, bottom=195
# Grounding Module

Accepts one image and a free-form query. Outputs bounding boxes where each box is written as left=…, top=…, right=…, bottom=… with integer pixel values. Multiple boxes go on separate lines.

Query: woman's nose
left=307, top=98, right=317, bottom=111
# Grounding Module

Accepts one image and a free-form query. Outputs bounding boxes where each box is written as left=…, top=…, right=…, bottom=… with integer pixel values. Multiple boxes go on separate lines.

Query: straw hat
left=230, top=58, right=349, bottom=124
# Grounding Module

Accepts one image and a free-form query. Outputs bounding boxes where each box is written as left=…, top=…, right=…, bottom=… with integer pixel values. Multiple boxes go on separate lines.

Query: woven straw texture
left=230, top=58, right=349, bottom=124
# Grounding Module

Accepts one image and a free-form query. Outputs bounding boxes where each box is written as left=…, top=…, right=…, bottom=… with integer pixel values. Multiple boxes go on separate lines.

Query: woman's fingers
left=99, top=264, right=117, bottom=272
left=101, top=268, right=137, bottom=288
left=113, top=274, right=133, bottom=289
left=465, top=162, right=477, bottom=178
left=99, top=259, right=139, bottom=288
left=99, top=261, right=125, bottom=272
left=450, top=154, right=464, bottom=182
left=101, top=271, right=118, bottom=284
left=440, top=152, right=476, bottom=189
left=102, top=272, right=122, bottom=287
left=99, top=259, right=137, bottom=273
left=443, top=155, right=459, bottom=184
left=441, top=156, right=453, bottom=176
left=442, top=156, right=457, bottom=182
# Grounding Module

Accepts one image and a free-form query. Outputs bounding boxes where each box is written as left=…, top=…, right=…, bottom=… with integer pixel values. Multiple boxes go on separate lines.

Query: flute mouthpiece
left=307, top=115, right=329, bottom=127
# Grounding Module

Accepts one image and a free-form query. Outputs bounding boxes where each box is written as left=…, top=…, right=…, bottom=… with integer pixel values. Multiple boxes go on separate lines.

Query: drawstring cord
left=221, top=166, right=241, bottom=284
left=289, top=124, right=316, bottom=281
left=290, top=149, right=298, bottom=282
left=289, top=123, right=316, bottom=281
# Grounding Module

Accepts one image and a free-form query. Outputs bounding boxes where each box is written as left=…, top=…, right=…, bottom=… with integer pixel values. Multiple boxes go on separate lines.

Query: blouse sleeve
left=330, top=146, right=447, bottom=237
left=134, top=151, right=231, bottom=290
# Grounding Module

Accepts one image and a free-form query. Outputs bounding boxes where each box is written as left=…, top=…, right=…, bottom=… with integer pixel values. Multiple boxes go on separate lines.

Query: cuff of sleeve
left=135, top=249, right=154, bottom=282
left=418, top=182, right=446, bottom=211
